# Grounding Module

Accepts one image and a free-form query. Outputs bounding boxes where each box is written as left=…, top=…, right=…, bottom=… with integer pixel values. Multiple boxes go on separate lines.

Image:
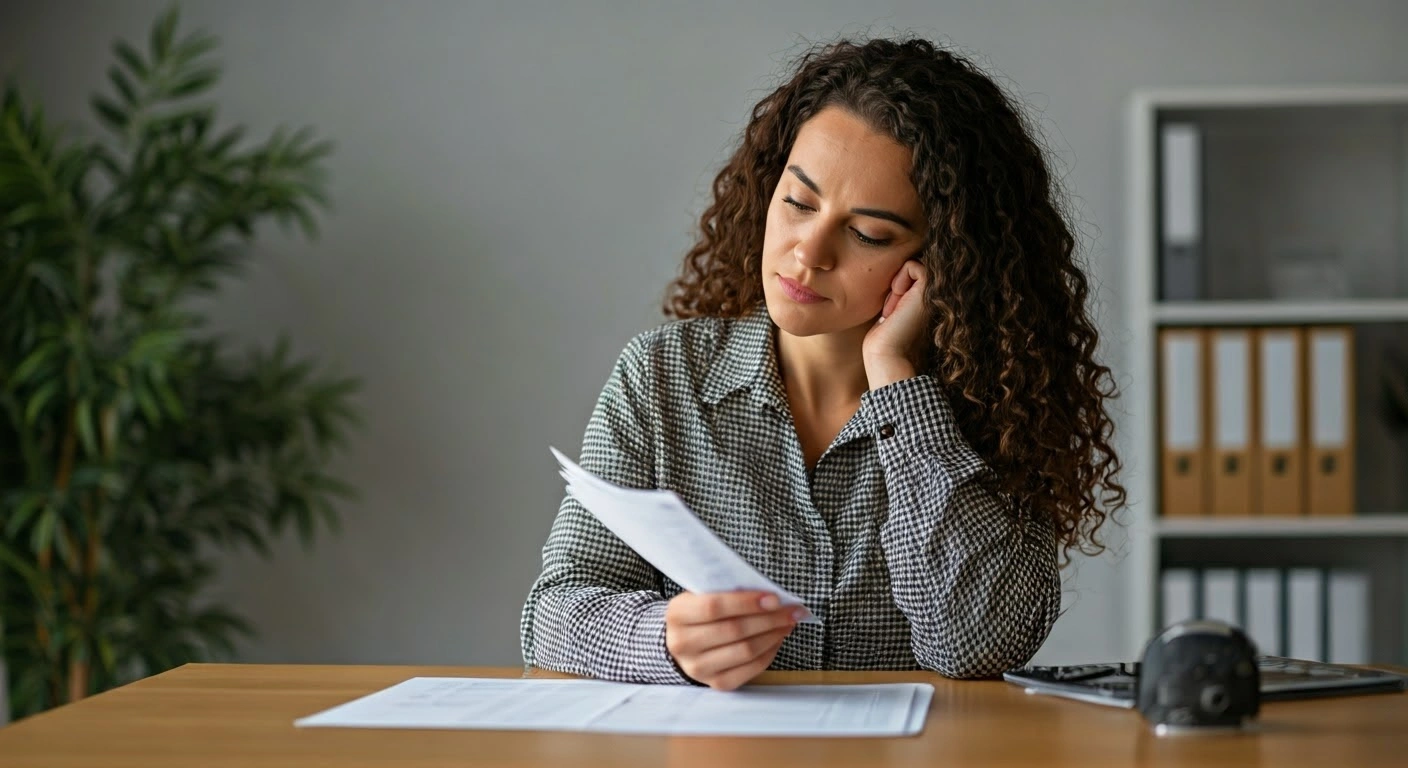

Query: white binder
left=1287, top=568, right=1323, bottom=661
left=1160, top=330, right=1206, bottom=517
left=1256, top=329, right=1305, bottom=516
left=1160, top=568, right=1196, bottom=629
left=1307, top=327, right=1354, bottom=516
left=1245, top=568, right=1282, bottom=657
left=1327, top=569, right=1370, bottom=665
left=1160, top=123, right=1202, bottom=300
left=1201, top=568, right=1240, bottom=627
left=1210, top=330, right=1253, bottom=516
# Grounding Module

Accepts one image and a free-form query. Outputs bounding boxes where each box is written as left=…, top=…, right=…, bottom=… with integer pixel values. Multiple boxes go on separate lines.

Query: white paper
left=293, top=678, right=639, bottom=730
left=588, top=683, right=929, bottom=736
left=550, top=446, right=818, bottom=623
left=296, top=677, right=934, bottom=738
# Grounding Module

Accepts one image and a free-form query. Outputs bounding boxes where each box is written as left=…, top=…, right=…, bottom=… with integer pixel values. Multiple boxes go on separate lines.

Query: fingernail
left=759, top=594, right=780, bottom=610
left=792, top=608, right=808, bottom=621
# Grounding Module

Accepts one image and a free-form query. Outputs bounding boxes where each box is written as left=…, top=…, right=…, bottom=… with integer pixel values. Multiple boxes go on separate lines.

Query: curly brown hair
left=663, top=37, right=1126, bottom=564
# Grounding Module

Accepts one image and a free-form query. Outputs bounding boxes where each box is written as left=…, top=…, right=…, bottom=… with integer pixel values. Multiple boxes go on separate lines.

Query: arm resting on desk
left=519, top=337, right=690, bottom=685
left=864, top=376, right=1061, bottom=679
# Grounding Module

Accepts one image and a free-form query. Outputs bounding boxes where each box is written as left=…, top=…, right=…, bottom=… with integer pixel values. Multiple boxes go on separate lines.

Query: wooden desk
left=0, top=664, right=1404, bottom=767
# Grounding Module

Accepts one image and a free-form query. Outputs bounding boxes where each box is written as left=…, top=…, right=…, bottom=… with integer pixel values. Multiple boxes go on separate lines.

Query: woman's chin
left=764, top=297, right=839, bottom=338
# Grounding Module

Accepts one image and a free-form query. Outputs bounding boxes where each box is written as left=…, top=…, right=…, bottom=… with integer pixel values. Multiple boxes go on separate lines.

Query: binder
left=1307, top=326, right=1355, bottom=516
left=1327, top=569, right=1370, bottom=665
left=1160, top=329, right=1206, bottom=517
left=1244, top=568, right=1282, bottom=657
left=1159, top=123, right=1203, bottom=300
left=1160, top=568, right=1196, bottom=628
left=1200, top=568, right=1240, bottom=626
left=1209, top=329, right=1253, bottom=516
left=1255, top=328, right=1306, bottom=517
left=1286, top=568, right=1323, bottom=661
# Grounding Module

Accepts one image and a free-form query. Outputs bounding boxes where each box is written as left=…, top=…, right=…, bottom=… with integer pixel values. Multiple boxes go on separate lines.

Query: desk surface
left=0, top=663, right=1405, bottom=767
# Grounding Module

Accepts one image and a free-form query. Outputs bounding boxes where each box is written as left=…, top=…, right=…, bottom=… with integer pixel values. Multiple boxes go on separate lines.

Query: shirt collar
left=701, top=304, right=788, bottom=412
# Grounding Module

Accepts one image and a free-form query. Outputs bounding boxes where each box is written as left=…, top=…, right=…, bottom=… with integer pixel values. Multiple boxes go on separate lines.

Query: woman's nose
left=793, top=227, right=837, bottom=271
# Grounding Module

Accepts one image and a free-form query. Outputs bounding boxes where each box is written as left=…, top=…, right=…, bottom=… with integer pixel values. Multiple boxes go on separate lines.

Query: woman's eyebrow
left=788, top=164, right=824, bottom=196
left=786, top=164, right=915, bottom=231
left=851, top=207, right=913, bottom=231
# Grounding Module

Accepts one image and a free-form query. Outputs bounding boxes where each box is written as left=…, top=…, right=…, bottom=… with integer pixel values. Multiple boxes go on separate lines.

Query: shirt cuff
left=634, top=600, right=699, bottom=685
left=861, top=375, right=988, bottom=490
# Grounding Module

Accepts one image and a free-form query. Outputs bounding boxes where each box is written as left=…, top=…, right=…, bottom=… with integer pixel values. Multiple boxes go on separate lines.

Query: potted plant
left=0, top=5, right=360, bottom=720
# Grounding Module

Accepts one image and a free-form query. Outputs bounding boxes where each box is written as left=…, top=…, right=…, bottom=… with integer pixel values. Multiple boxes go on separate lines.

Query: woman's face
left=761, top=106, right=928, bottom=339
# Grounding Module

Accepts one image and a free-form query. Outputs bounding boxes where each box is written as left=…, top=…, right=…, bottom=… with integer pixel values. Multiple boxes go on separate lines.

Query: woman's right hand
left=664, top=591, right=801, bottom=691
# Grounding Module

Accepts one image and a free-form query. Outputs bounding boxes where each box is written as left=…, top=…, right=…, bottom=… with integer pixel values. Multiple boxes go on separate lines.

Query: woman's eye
left=782, top=196, right=892, bottom=247
left=851, top=228, right=892, bottom=247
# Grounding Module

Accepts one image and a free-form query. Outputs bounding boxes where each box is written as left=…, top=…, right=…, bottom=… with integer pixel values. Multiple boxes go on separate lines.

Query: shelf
left=1152, top=300, right=1408, bottom=326
left=1133, top=85, right=1408, bottom=109
left=1156, top=515, right=1408, bottom=538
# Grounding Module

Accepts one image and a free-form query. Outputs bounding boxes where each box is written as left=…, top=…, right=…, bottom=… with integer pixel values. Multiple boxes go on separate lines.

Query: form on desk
left=550, top=446, right=818, bottom=623
left=295, top=677, right=933, bottom=737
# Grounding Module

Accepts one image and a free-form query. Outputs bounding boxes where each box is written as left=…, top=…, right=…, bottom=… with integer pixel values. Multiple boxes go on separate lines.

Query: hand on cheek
left=864, top=260, right=931, bottom=388
left=880, top=263, right=921, bottom=321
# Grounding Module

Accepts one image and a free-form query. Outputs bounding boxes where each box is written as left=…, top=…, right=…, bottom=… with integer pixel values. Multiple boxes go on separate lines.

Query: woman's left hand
left=863, top=259, right=932, bottom=388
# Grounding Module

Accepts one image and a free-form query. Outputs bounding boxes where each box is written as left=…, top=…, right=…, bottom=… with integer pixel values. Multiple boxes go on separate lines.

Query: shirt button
left=878, top=423, right=896, bottom=439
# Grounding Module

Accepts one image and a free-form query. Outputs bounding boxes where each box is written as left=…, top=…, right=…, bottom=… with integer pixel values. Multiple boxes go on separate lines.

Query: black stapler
left=1136, top=618, right=1260, bottom=734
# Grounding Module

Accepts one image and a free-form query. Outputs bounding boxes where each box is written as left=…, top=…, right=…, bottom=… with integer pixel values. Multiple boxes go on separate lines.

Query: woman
left=520, top=37, right=1125, bottom=691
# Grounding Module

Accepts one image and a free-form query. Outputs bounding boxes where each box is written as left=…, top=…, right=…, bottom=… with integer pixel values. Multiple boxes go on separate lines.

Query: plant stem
left=67, top=659, right=89, bottom=703
left=41, top=402, right=79, bottom=706
left=78, top=498, right=99, bottom=701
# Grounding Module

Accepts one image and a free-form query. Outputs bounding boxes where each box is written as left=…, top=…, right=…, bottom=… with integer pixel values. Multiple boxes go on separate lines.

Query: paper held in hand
left=550, top=446, right=819, bottom=624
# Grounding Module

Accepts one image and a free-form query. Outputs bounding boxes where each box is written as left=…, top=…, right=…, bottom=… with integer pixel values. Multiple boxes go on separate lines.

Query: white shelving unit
left=1122, top=85, right=1408, bottom=663
left=1153, top=299, right=1408, bottom=326
left=1157, top=515, right=1408, bottom=538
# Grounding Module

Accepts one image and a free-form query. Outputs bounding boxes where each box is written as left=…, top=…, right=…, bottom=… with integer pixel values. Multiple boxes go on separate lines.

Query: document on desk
left=549, top=446, right=818, bottom=623
left=295, top=677, right=934, bottom=737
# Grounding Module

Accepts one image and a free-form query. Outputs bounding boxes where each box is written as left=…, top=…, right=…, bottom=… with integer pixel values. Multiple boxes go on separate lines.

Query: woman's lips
left=778, top=275, right=826, bottom=304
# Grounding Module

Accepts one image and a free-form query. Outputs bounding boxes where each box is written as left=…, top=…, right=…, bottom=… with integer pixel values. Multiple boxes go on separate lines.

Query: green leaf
left=76, top=398, right=99, bottom=456
left=23, top=379, right=60, bottom=425
left=150, top=5, right=180, bottom=61
left=10, top=339, right=59, bottom=385
left=113, top=40, right=149, bottom=78
left=0, top=540, right=46, bottom=594
left=97, top=637, right=117, bottom=673
left=1, top=202, right=46, bottom=228
left=172, top=32, right=220, bottom=67
left=133, top=383, right=161, bottom=424
left=90, top=145, right=123, bottom=179
left=53, top=519, right=81, bottom=570
left=168, top=68, right=219, bottom=99
left=107, top=66, right=139, bottom=106
left=91, top=96, right=128, bottom=133
left=4, top=493, right=46, bottom=538
left=130, top=328, right=184, bottom=362
left=25, top=260, right=73, bottom=302
left=30, top=504, right=58, bottom=555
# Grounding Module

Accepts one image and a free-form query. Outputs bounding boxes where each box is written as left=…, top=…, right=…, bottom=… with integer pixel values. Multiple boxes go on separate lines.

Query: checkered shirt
left=520, top=305, right=1060, bottom=682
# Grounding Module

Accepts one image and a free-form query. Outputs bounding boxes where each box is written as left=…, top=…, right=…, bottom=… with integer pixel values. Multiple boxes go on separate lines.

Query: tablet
left=1003, top=656, right=1407, bottom=709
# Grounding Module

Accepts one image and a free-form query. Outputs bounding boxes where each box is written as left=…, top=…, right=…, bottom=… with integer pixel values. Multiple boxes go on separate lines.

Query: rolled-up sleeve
left=861, top=375, right=1061, bottom=678
left=519, top=335, right=690, bottom=684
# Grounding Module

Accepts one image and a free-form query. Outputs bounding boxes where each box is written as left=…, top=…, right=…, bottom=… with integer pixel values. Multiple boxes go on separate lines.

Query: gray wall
left=3, top=0, right=1407, bottom=672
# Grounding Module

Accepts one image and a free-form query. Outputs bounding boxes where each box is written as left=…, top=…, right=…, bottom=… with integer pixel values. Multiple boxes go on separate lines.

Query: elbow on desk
left=914, top=616, right=1053, bottom=680
left=919, top=650, right=1029, bottom=680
